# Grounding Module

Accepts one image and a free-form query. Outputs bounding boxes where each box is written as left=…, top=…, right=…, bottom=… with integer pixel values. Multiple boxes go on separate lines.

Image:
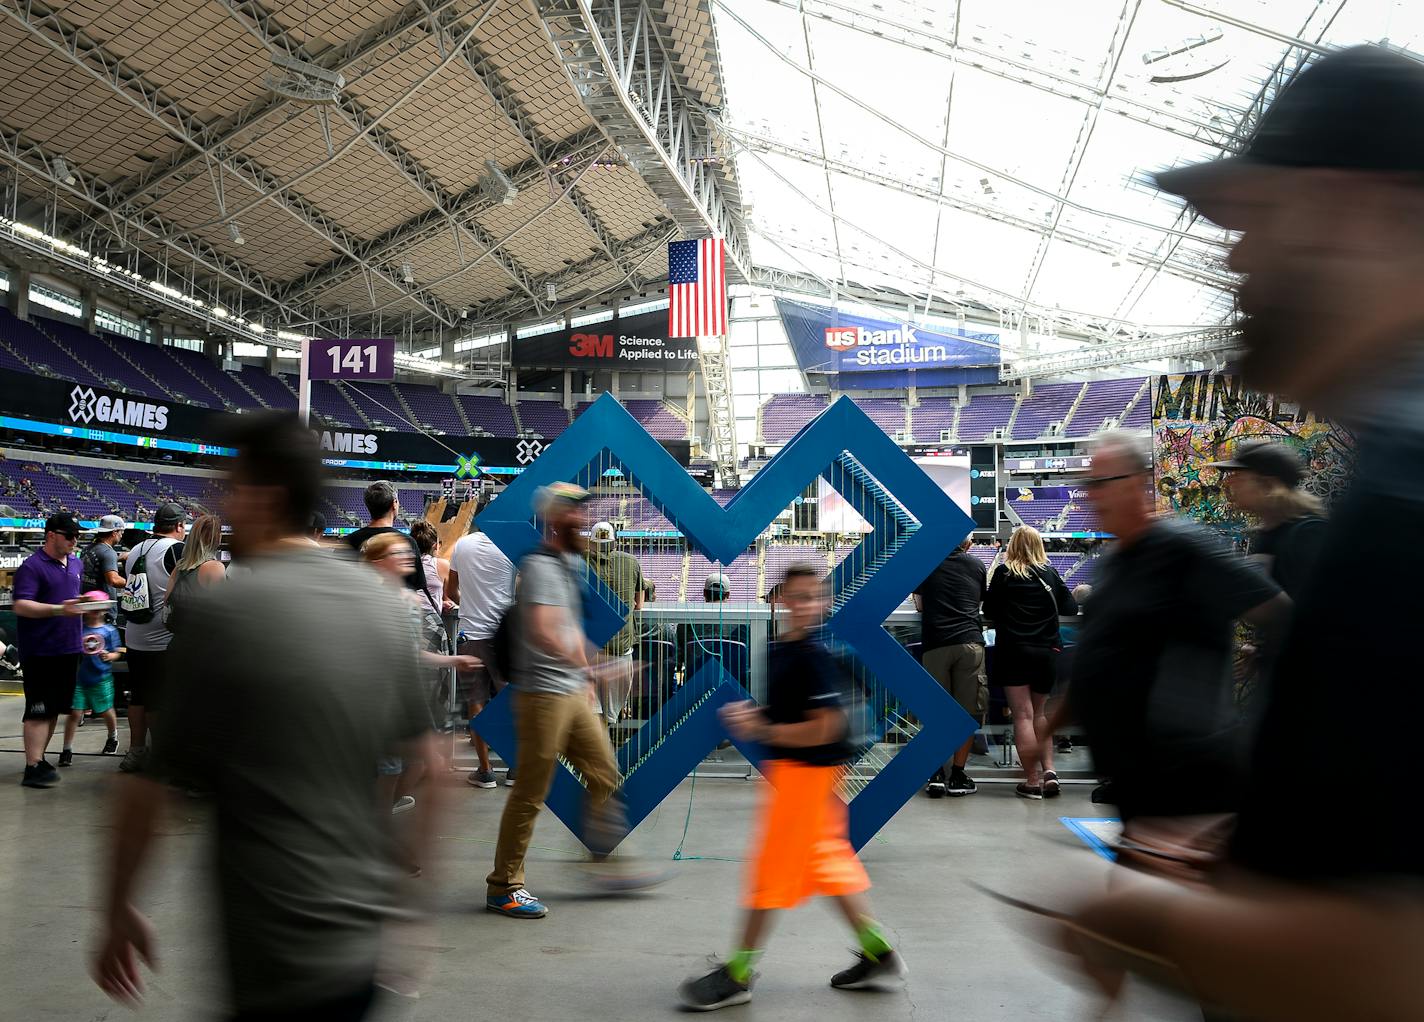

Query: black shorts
left=21, top=653, right=79, bottom=720
left=993, top=643, right=1059, bottom=696
left=456, top=637, right=505, bottom=708
left=124, top=649, right=170, bottom=711
left=228, top=982, right=376, bottom=1022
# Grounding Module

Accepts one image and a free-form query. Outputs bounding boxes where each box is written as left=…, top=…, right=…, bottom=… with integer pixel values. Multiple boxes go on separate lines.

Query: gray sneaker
left=466, top=768, right=498, bottom=789
left=118, top=747, right=147, bottom=774
left=503, top=768, right=517, bottom=787
left=831, top=949, right=909, bottom=990
left=679, top=963, right=752, bottom=1011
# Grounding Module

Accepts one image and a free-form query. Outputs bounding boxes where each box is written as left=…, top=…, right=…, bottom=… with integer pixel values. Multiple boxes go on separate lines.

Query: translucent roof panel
left=715, top=0, right=1424, bottom=341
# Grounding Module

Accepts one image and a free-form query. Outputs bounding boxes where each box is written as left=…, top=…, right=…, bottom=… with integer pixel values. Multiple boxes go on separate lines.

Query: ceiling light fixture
left=401, top=262, right=416, bottom=284
left=480, top=159, right=519, bottom=206
left=52, top=156, right=76, bottom=185
left=266, top=53, right=345, bottom=103
left=228, top=222, right=245, bottom=245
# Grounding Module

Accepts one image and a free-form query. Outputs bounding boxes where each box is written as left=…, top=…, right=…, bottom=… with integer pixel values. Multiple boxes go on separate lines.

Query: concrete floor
left=0, top=699, right=1204, bottom=1021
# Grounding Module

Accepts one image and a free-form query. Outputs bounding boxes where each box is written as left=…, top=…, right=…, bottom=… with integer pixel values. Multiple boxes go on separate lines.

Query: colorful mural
left=1152, top=373, right=1355, bottom=544
left=1152, top=373, right=1356, bottom=708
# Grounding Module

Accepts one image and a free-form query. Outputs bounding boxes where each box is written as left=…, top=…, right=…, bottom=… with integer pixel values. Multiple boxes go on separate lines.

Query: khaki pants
left=486, top=689, right=623, bottom=896
left=923, top=643, right=987, bottom=775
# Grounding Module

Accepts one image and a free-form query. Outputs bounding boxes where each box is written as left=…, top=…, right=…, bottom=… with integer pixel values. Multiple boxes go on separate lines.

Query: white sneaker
left=391, top=795, right=417, bottom=814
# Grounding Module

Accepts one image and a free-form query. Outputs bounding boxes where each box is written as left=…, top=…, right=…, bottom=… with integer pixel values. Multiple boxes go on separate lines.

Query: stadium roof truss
left=711, top=0, right=1424, bottom=372
left=0, top=0, right=1421, bottom=380
left=0, top=0, right=708, bottom=342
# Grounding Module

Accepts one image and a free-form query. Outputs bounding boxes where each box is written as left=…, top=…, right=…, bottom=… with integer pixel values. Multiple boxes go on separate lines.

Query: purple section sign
left=307, top=338, right=396, bottom=381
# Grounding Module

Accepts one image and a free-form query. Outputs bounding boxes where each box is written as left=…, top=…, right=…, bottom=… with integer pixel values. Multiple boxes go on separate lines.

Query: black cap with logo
left=1156, top=46, right=1424, bottom=208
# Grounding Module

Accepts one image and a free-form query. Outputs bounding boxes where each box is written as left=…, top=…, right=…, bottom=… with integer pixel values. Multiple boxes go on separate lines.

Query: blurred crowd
left=7, top=42, right=1424, bottom=1022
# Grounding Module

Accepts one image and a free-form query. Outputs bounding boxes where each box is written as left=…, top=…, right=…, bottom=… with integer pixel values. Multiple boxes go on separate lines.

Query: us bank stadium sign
left=778, top=297, right=1001, bottom=375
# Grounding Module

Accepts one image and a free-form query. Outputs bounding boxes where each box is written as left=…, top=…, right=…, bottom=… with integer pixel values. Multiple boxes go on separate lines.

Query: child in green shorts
left=60, top=596, right=122, bottom=766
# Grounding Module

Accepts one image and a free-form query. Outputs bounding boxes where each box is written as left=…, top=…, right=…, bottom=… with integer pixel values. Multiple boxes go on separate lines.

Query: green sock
left=726, top=948, right=761, bottom=985
left=856, top=920, right=893, bottom=961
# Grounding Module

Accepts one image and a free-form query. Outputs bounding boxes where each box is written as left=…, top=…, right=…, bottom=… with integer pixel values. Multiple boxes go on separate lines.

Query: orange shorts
left=744, top=759, right=870, bottom=910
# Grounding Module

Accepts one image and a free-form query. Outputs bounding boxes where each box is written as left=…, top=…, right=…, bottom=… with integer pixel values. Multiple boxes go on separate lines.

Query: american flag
left=667, top=237, right=727, bottom=338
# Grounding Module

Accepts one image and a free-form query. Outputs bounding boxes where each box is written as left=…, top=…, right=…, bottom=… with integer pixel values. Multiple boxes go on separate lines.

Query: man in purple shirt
left=13, top=513, right=86, bottom=788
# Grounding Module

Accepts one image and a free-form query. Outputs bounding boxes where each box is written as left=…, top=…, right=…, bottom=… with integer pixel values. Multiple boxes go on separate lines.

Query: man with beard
left=1058, top=47, right=1424, bottom=1021
left=485, top=483, right=654, bottom=918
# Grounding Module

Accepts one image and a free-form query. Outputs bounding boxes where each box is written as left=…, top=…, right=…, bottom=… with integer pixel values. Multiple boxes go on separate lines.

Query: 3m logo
left=568, top=333, right=614, bottom=359
left=825, top=327, right=858, bottom=350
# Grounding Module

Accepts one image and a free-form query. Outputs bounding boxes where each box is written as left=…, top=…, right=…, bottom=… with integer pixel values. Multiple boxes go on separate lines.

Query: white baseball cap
left=590, top=521, right=616, bottom=546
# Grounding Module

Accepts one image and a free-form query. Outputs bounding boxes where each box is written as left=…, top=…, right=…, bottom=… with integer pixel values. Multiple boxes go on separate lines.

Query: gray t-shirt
left=152, top=547, right=426, bottom=1012
left=514, top=550, right=587, bottom=696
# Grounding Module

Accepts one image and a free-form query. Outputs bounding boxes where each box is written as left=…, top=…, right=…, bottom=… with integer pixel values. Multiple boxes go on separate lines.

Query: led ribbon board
left=475, top=394, right=976, bottom=850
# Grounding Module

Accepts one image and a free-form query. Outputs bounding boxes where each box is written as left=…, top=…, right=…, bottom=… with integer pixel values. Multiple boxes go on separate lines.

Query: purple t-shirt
left=12, top=549, right=83, bottom=657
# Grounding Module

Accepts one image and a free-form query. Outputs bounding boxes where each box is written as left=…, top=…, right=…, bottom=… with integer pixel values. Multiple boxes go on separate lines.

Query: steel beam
left=0, top=0, right=460, bottom=325
left=103, top=0, right=476, bottom=214
left=278, top=128, right=608, bottom=305
left=729, top=127, right=1232, bottom=290
left=755, top=0, right=1248, bottom=151
left=0, top=124, right=310, bottom=324
left=458, top=220, right=677, bottom=329
left=428, top=3, right=659, bottom=282
left=213, top=0, right=550, bottom=312
left=1018, top=0, right=1143, bottom=302
left=532, top=0, right=753, bottom=278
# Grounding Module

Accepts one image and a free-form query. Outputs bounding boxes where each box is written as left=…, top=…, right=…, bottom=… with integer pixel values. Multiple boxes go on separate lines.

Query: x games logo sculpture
left=475, top=394, right=976, bottom=850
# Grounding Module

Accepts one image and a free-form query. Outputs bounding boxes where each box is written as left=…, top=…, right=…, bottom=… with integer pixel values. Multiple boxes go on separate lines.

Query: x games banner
left=0, top=369, right=690, bottom=472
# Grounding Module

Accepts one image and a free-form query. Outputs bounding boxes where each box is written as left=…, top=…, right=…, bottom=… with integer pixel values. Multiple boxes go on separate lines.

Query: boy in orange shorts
left=678, top=564, right=907, bottom=1010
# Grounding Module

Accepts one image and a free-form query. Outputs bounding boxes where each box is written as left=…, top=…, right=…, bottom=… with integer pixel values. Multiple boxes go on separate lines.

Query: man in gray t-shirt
left=485, top=482, right=647, bottom=919
left=82, top=515, right=127, bottom=602
left=512, top=548, right=587, bottom=695
left=94, top=413, right=438, bottom=1020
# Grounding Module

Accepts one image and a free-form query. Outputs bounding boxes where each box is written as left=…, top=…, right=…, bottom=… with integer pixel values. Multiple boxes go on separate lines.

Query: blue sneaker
left=486, top=888, right=547, bottom=919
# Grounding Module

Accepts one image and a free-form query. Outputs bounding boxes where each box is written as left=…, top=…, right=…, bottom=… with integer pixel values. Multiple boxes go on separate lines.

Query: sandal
left=1015, top=782, right=1044, bottom=800
left=1042, top=771, right=1061, bottom=799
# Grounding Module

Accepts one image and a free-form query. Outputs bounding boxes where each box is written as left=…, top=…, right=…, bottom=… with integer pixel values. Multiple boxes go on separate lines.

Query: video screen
left=816, top=451, right=972, bottom=533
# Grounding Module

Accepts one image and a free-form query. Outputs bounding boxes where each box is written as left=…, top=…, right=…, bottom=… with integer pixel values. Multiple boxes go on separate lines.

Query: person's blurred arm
left=1067, top=874, right=1424, bottom=1022
left=93, top=776, right=163, bottom=1005
left=1242, top=591, right=1291, bottom=630
left=527, top=604, right=588, bottom=668
left=445, top=566, right=460, bottom=607
left=721, top=702, right=843, bottom=747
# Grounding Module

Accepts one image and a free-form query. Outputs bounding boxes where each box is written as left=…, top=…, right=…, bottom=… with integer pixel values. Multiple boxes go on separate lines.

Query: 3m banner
left=777, top=298, right=1000, bottom=375
left=514, top=310, right=698, bottom=370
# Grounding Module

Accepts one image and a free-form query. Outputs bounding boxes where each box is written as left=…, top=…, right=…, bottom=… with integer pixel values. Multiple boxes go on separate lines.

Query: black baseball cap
left=44, top=512, right=80, bottom=539
left=154, top=502, right=189, bottom=530
left=1207, top=439, right=1304, bottom=487
left=1155, top=46, right=1424, bottom=211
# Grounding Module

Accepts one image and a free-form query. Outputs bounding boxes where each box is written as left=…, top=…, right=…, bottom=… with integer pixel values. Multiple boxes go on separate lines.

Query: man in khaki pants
left=485, top=482, right=646, bottom=918
left=913, top=536, right=988, bottom=798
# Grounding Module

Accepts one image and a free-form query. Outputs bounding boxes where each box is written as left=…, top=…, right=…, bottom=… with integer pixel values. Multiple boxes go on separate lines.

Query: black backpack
left=490, top=548, right=565, bottom=680
left=81, top=542, right=109, bottom=593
